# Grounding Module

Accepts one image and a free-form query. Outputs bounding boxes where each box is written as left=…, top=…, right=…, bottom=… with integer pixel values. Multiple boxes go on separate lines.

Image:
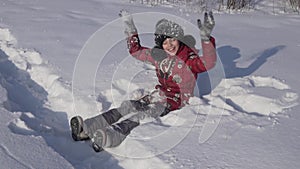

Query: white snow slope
left=0, top=0, right=300, bottom=169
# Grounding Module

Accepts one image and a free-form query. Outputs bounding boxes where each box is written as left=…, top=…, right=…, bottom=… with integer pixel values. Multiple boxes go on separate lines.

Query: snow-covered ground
left=0, top=0, right=299, bottom=168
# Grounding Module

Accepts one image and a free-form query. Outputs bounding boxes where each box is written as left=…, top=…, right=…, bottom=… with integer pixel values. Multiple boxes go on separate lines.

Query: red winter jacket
left=128, top=34, right=217, bottom=111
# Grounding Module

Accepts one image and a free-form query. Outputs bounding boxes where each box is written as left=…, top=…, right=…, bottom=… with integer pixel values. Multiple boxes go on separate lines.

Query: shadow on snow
left=196, top=45, right=286, bottom=96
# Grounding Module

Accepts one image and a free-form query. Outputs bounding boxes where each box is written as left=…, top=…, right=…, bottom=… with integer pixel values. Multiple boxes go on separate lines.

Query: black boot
left=70, top=116, right=89, bottom=141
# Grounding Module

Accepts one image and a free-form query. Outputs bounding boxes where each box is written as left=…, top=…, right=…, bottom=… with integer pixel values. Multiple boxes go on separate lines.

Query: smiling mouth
left=167, top=47, right=176, bottom=53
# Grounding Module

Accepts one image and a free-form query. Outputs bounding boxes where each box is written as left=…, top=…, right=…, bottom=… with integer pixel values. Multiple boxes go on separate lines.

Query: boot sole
left=70, top=116, right=89, bottom=141
left=92, top=142, right=104, bottom=152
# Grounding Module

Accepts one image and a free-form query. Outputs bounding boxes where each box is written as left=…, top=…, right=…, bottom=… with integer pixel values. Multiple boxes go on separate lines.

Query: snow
left=0, top=0, right=300, bottom=169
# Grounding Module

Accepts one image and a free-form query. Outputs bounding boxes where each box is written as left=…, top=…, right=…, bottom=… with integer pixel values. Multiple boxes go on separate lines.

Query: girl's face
left=162, top=38, right=180, bottom=56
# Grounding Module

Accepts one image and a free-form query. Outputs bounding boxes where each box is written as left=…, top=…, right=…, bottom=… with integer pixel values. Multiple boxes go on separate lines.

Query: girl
left=70, top=10, right=216, bottom=152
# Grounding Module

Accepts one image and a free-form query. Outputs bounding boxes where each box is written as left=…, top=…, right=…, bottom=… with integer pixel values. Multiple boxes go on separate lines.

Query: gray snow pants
left=83, top=100, right=166, bottom=148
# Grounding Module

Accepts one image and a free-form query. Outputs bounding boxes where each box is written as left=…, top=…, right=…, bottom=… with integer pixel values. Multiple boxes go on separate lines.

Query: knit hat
left=154, top=19, right=184, bottom=47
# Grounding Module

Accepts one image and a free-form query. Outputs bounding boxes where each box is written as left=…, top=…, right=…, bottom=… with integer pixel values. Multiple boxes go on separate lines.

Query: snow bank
left=0, top=47, right=73, bottom=169
left=205, top=76, right=298, bottom=116
left=0, top=27, right=91, bottom=118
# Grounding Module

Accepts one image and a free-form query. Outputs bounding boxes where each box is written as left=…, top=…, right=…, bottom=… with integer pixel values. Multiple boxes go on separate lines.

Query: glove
left=197, top=11, right=215, bottom=41
left=119, top=9, right=137, bottom=36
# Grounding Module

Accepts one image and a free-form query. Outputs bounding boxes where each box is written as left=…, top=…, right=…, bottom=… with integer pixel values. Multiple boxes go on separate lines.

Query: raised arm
left=119, top=10, right=155, bottom=65
left=190, top=11, right=217, bottom=73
